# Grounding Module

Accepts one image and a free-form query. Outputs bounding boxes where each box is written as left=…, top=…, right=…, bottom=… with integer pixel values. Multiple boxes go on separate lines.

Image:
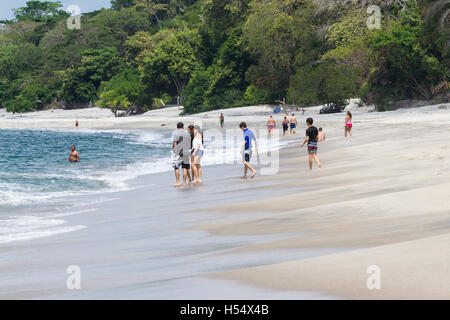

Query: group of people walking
left=268, top=113, right=298, bottom=137
left=67, top=109, right=353, bottom=187
left=170, top=110, right=353, bottom=187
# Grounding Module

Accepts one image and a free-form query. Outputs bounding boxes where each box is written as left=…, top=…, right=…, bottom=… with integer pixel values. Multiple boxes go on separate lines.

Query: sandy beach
left=1, top=101, right=450, bottom=299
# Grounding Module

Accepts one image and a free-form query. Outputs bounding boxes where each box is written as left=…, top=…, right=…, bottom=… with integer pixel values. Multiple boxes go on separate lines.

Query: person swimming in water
left=69, top=145, right=81, bottom=162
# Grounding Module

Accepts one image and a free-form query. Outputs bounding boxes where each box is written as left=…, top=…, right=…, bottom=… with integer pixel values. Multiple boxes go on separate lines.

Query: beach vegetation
left=0, top=0, right=448, bottom=113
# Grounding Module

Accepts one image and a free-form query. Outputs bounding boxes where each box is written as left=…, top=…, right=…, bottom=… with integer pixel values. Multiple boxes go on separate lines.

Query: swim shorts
left=243, top=149, right=252, bottom=163
left=193, top=150, right=204, bottom=157
left=290, top=123, right=296, bottom=129
left=307, top=142, right=318, bottom=154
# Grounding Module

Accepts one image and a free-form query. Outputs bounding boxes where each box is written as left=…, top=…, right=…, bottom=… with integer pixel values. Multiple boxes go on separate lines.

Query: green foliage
left=325, top=9, right=367, bottom=47
left=62, top=47, right=121, bottom=104
left=111, top=0, right=135, bottom=10
left=363, top=5, right=447, bottom=106
left=99, top=68, right=146, bottom=111
left=5, top=94, right=36, bottom=113
left=0, top=43, right=43, bottom=81
left=183, top=68, right=212, bottom=114
left=140, top=28, right=202, bottom=100
left=1, top=0, right=448, bottom=114
left=244, top=84, right=271, bottom=105
left=12, top=1, right=69, bottom=23
left=288, top=61, right=359, bottom=106
left=243, top=0, right=317, bottom=93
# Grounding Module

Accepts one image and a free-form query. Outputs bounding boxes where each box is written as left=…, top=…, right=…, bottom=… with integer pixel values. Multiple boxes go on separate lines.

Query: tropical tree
left=140, top=29, right=201, bottom=102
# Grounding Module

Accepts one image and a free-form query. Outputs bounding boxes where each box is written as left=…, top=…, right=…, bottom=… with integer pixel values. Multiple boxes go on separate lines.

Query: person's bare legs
left=348, top=127, right=352, bottom=137
left=243, top=162, right=256, bottom=179
left=345, top=126, right=348, bottom=138
left=195, top=163, right=202, bottom=183
left=182, top=168, right=188, bottom=187
left=242, top=165, right=248, bottom=179
left=308, top=154, right=313, bottom=170
left=190, top=156, right=195, bottom=182
left=174, top=168, right=181, bottom=187
left=313, top=153, right=322, bottom=168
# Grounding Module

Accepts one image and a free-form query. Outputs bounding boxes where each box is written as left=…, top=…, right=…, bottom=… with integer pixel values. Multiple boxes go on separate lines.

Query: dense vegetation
left=0, top=0, right=448, bottom=114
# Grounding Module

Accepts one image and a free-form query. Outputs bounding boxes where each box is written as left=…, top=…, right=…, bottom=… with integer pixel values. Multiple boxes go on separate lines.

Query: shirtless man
left=318, top=128, right=326, bottom=142
left=289, top=114, right=297, bottom=134
left=69, top=145, right=81, bottom=162
left=267, top=116, right=276, bottom=138
left=219, top=113, right=224, bottom=128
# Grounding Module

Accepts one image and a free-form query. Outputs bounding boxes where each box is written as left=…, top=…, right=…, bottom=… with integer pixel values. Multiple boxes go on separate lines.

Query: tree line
left=0, top=0, right=448, bottom=114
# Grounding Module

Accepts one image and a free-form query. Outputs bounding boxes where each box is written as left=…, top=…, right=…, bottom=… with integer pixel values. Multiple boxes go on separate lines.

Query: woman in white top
left=192, top=125, right=204, bottom=184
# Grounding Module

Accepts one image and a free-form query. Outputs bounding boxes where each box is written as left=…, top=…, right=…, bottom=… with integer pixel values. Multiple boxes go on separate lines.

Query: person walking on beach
left=239, top=122, right=258, bottom=179
left=191, top=125, right=204, bottom=184
left=345, top=111, right=353, bottom=138
left=300, top=118, right=322, bottom=170
left=318, top=127, right=326, bottom=142
left=75, top=120, right=79, bottom=128
left=187, top=124, right=195, bottom=183
left=289, top=113, right=297, bottom=135
left=68, top=145, right=80, bottom=162
left=171, top=122, right=192, bottom=187
left=267, top=116, right=276, bottom=138
left=282, top=115, right=289, bottom=136
left=219, top=113, right=224, bottom=129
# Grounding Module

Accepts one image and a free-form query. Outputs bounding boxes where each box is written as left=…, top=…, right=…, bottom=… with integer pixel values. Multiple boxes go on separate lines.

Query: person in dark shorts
left=300, top=118, right=322, bottom=170
left=171, top=122, right=192, bottom=187
left=220, top=113, right=224, bottom=128
left=282, top=115, right=289, bottom=135
left=239, top=122, right=258, bottom=179
left=289, top=114, right=297, bottom=134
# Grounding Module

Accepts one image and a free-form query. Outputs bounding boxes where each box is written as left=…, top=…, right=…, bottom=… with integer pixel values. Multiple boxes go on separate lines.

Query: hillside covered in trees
left=0, top=0, right=448, bottom=114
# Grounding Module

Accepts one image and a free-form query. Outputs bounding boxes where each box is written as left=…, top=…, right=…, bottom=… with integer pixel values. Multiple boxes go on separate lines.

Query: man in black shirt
left=300, top=118, right=322, bottom=170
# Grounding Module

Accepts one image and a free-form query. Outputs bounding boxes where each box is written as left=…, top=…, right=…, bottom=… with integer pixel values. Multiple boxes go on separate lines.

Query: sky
left=0, top=0, right=111, bottom=20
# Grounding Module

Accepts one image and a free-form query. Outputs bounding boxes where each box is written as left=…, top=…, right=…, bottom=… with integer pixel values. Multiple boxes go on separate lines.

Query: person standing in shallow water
left=69, top=145, right=80, bottom=162
left=191, top=125, right=204, bottom=184
left=171, top=122, right=191, bottom=187
left=300, top=118, right=322, bottom=170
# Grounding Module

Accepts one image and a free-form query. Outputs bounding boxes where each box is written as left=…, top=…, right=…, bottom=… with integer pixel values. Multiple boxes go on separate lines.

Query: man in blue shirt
left=239, top=122, right=258, bottom=179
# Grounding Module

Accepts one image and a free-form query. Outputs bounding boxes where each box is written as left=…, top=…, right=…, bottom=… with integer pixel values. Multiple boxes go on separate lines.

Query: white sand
left=1, top=101, right=450, bottom=299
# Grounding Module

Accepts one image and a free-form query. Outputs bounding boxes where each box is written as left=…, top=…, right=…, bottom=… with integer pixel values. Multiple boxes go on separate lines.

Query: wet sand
left=1, top=102, right=450, bottom=299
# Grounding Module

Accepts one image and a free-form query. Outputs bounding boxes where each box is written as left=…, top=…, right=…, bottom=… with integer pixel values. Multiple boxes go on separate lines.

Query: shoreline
left=1, top=102, right=450, bottom=299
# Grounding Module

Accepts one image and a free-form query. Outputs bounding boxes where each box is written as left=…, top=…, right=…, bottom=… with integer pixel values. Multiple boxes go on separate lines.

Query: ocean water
left=0, top=128, right=289, bottom=244
left=0, top=129, right=170, bottom=209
